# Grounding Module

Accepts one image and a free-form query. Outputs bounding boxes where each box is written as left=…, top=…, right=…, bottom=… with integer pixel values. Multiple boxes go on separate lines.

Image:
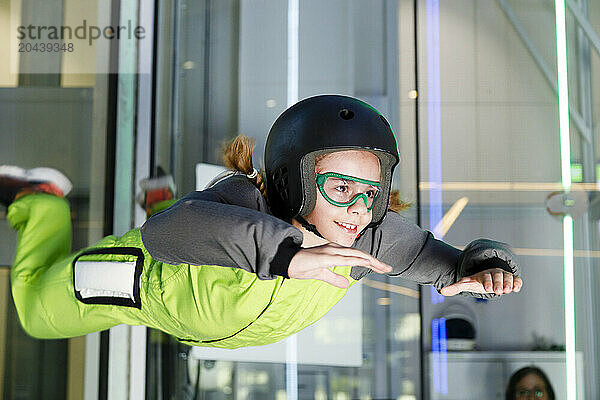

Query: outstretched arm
left=141, top=175, right=392, bottom=285
left=353, top=212, right=521, bottom=298
left=140, top=175, right=303, bottom=280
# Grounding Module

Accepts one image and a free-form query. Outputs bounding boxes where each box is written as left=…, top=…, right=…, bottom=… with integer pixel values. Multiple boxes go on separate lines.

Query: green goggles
left=315, top=172, right=381, bottom=210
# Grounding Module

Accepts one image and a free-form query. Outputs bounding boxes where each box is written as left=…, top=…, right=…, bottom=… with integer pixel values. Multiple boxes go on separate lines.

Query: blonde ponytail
left=222, top=135, right=267, bottom=197
left=388, top=189, right=411, bottom=213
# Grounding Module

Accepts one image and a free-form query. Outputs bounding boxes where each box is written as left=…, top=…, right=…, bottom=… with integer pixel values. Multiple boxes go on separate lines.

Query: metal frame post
left=107, top=0, right=154, bottom=399
left=495, top=0, right=593, bottom=144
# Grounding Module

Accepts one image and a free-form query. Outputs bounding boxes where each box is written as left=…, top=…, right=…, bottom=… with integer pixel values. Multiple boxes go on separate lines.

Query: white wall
left=418, top=0, right=562, bottom=195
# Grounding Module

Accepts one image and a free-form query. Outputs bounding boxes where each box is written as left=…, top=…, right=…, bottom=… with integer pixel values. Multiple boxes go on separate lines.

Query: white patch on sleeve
left=74, top=260, right=136, bottom=300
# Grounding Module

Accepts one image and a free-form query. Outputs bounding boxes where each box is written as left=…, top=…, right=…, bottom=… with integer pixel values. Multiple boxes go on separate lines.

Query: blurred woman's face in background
left=514, top=373, right=549, bottom=399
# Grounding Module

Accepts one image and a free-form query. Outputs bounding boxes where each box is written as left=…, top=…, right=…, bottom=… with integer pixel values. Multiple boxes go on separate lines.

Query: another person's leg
left=136, top=166, right=176, bottom=217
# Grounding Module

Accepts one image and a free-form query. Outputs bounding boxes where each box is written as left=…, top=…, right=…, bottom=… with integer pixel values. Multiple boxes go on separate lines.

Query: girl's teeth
left=337, top=222, right=356, bottom=230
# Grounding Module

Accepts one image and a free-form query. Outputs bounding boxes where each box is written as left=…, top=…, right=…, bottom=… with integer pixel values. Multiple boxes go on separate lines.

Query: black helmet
left=265, top=94, right=399, bottom=226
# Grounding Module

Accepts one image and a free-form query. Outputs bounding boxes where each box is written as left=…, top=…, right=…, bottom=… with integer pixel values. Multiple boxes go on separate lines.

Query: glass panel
left=149, top=0, right=600, bottom=398
left=148, top=1, right=421, bottom=399
left=419, top=0, right=598, bottom=398
left=0, top=0, right=116, bottom=398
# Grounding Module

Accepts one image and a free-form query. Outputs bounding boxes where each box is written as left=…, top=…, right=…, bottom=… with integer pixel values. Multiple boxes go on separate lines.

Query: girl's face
left=303, top=150, right=381, bottom=247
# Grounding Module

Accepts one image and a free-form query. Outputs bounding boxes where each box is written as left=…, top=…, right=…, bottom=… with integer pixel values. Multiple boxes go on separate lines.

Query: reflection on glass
left=0, top=0, right=115, bottom=398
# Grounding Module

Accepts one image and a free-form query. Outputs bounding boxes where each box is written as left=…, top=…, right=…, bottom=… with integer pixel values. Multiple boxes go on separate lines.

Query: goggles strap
left=295, top=215, right=325, bottom=239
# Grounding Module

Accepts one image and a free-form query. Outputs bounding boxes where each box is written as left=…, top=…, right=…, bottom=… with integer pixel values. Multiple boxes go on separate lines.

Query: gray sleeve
left=140, top=176, right=303, bottom=280
left=352, top=212, right=520, bottom=298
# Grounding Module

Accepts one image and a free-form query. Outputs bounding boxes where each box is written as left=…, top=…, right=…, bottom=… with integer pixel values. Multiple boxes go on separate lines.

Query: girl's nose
left=347, top=197, right=368, bottom=215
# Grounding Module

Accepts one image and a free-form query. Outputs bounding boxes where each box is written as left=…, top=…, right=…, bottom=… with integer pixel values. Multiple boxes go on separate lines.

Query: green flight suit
left=8, top=193, right=354, bottom=348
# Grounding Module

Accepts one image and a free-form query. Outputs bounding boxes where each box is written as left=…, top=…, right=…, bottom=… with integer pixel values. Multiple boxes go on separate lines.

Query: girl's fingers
left=492, top=270, right=504, bottom=294
left=289, top=244, right=392, bottom=287
left=326, top=246, right=392, bottom=272
left=442, top=270, right=523, bottom=297
left=513, top=276, right=523, bottom=292
left=320, top=269, right=350, bottom=289
left=327, top=255, right=390, bottom=274
left=441, top=280, right=482, bottom=296
left=324, top=244, right=381, bottom=262
left=439, top=282, right=461, bottom=296
left=503, top=272, right=514, bottom=294
left=481, top=271, right=493, bottom=293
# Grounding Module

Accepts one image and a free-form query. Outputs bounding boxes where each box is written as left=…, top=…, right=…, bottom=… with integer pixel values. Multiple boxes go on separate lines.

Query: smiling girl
left=1, top=95, right=521, bottom=348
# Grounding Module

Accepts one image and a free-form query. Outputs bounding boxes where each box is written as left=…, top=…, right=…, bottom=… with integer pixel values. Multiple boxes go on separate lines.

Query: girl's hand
left=440, top=268, right=523, bottom=297
left=288, top=243, right=392, bottom=288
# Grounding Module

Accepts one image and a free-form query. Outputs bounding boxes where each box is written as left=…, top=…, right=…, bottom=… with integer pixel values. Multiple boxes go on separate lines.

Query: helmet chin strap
left=295, top=215, right=325, bottom=239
